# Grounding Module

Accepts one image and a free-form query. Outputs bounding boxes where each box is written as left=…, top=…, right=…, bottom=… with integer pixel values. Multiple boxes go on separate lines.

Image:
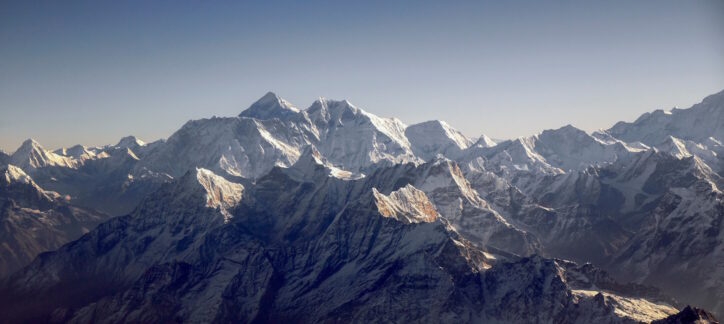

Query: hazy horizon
left=2, top=0, right=723, bottom=152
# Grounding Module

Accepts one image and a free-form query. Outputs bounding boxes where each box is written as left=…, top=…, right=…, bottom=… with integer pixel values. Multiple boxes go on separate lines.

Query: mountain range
left=0, top=89, right=722, bottom=323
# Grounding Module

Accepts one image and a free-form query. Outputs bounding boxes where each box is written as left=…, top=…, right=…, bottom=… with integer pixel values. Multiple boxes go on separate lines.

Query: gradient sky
left=1, top=0, right=723, bottom=152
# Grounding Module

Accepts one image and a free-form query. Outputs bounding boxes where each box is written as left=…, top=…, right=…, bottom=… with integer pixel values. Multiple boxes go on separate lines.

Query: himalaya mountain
left=0, top=89, right=722, bottom=323
left=0, top=165, right=109, bottom=277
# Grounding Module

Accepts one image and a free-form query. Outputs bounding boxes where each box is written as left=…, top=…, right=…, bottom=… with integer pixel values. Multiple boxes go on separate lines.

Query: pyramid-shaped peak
left=240, top=92, right=300, bottom=120
left=10, top=138, right=78, bottom=169
left=16, top=138, right=43, bottom=152
left=12, top=139, right=45, bottom=159
left=474, top=134, right=497, bottom=148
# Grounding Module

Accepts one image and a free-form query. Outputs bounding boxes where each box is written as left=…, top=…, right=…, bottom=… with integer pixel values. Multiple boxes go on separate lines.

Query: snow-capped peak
left=307, top=98, right=410, bottom=144
left=115, top=136, right=146, bottom=149
left=307, top=97, right=362, bottom=124
left=474, top=134, right=497, bottom=148
left=606, top=88, right=724, bottom=146
left=10, top=138, right=78, bottom=170
left=239, top=91, right=300, bottom=120
left=54, top=144, right=101, bottom=162
left=2, top=164, right=33, bottom=184
left=1, top=164, right=62, bottom=202
left=15, top=138, right=42, bottom=153
left=372, top=184, right=438, bottom=224
left=406, top=120, right=473, bottom=160
left=657, top=136, right=691, bottom=158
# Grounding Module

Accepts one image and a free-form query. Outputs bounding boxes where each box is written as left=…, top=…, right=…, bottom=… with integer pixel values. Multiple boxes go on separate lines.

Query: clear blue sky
left=1, top=0, right=722, bottom=151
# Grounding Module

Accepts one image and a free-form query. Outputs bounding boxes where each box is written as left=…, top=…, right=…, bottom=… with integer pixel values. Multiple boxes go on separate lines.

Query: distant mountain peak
left=307, top=97, right=361, bottom=122
left=542, top=124, right=589, bottom=138
left=16, top=138, right=42, bottom=152
left=115, top=136, right=146, bottom=149
left=474, top=134, right=497, bottom=148
left=406, top=120, right=473, bottom=160
left=1, top=163, right=62, bottom=205
left=239, top=91, right=300, bottom=120
left=607, top=88, right=724, bottom=146
left=10, top=138, right=77, bottom=170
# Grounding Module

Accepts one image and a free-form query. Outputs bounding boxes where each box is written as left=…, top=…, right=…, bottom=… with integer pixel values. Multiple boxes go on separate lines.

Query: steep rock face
left=365, top=159, right=540, bottom=256
left=464, top=142, right=724, bottom=316
left=611, top=179, right=724, bottom=318
left=0, top=168, right=237, bottom=321
left=0, top=162, right=681, bottom=323
left=0, top=165, right=109, bottom=277
left=0, top=164, right=483, bottom=322
left=460, top=162, right=629, bottom=265
left=373, top=185, right=438, bottom=223
left=480, top=256, right=678, bottom=323
left=459, top=141, right=723, bottom=279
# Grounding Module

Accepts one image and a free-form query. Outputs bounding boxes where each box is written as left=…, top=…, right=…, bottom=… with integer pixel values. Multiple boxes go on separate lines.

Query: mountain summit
left=239, top=91, right=301, bottom=120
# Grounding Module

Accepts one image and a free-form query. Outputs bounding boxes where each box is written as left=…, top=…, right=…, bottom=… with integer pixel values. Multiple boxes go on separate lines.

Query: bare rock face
left=373, top=185, right=438, bottom=224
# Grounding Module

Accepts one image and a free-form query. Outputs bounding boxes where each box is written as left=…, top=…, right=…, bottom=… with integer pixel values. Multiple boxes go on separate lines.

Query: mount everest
left=0, top=89, right=722, bottom=323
